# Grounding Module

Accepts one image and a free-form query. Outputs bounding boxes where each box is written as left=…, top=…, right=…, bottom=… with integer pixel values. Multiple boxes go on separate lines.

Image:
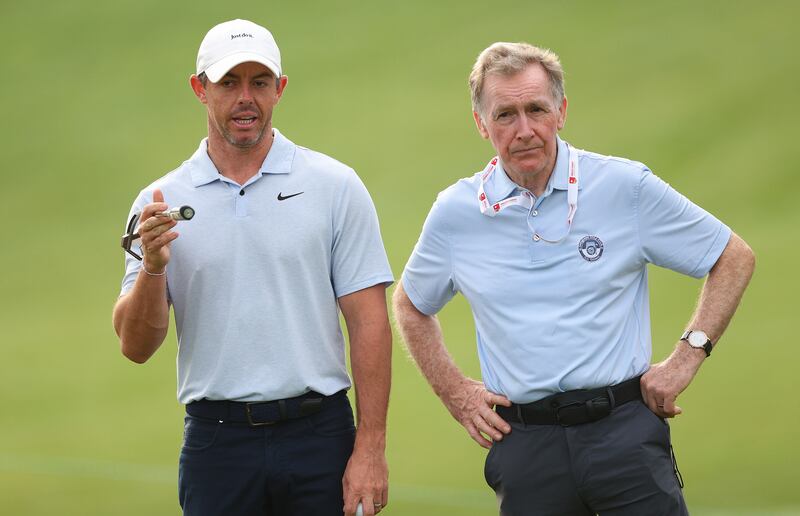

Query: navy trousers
left=179, top=392, right=355, bottom=516
left=485, top=400, right=688, bottom=515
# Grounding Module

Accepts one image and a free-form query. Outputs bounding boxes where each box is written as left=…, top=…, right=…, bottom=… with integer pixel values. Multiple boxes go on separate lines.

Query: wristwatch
left=681, top=330, right=713, bottom=357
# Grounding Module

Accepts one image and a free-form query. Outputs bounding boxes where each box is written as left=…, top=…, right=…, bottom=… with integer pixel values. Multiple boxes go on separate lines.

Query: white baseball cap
left=196, top=19, right=282, bottom=83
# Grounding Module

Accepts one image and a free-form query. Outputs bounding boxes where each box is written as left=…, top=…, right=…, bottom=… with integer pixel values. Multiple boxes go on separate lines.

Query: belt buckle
left=555, top=396, right=612, bottom=426
left=245, top=402, right=277, bottom=427
left=555, top=401, right=585, bottom=427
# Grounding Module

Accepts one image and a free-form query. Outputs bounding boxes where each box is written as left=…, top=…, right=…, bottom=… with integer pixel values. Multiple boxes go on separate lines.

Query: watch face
left=688, top=331, right=709, bottom=348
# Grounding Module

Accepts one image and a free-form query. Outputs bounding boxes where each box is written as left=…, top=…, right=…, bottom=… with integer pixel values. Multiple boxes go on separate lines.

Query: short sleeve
left=637, top=168, right=731, bottom=278
left=400, top=198, right=456, bottom=315
left=330, top=172, right=394, bottom=297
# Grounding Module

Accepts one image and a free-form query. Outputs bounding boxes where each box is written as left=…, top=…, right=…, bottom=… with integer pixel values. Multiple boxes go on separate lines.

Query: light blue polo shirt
left=120, top=129, right=394, bottom=404
left=401, top=137, right=730, bottom=403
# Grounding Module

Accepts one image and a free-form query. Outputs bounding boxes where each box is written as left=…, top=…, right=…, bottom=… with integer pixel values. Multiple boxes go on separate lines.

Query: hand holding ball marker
left=120, top=205, right=195, bottom=261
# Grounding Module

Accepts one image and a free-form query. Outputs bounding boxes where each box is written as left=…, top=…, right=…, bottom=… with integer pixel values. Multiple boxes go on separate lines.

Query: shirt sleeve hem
left=688, top=224, right=732, bottom=278
left=335, top=274, right=395, bottom=298
left=401, top=275, right=440, bottom=316
left=119, top=280, right=135, bottom=297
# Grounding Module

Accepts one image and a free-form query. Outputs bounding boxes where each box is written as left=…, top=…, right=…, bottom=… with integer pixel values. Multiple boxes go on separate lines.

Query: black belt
left=497, top=376, right=642, bottom=427
left=186, top=390, right=344, bottom=427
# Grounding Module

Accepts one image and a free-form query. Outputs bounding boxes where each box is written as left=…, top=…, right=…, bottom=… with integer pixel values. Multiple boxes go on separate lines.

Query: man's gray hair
left=469, top=42, right=565, bottom=116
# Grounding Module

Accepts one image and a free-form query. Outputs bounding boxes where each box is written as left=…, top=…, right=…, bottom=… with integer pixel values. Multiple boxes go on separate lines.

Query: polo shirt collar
left=189, top=128, right=296, bottom=187
left=259, top=128, right=295, bottom=176
left=551, top=136, right=580, bottom=191
left=490, top=136, right=578, bottom=201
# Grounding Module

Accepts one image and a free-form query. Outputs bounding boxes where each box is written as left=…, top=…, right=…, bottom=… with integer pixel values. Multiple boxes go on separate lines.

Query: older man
left=393, top=42, right=754, bottom=515
left=114, top=19, right=392, bottom=516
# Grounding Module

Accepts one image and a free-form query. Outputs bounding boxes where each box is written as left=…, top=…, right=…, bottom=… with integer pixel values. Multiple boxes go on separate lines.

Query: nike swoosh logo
left=277, top=191, right=304, bottom=201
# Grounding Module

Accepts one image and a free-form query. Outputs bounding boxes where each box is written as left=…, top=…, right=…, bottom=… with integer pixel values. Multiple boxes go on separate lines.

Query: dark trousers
left=485, top=400, right=688, bottom=516
left=179, top=392, right=355, bottom=516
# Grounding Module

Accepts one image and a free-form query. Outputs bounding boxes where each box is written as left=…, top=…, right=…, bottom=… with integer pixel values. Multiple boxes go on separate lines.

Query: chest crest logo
left=578, top=235, right=604, bottom=262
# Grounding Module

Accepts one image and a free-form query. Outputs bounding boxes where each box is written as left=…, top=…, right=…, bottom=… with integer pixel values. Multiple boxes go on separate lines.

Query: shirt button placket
left=235, top=185, right=248, bottom=217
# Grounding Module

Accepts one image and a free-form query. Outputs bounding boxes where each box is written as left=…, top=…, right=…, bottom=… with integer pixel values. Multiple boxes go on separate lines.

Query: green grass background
left=1, top=0, right=798, bottom=514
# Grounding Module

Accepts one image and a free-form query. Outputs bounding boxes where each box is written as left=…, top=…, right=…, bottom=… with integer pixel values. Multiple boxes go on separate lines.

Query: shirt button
left=533, top=235, right=541, bottom=242
left=531, top=210, right=538, bottom=217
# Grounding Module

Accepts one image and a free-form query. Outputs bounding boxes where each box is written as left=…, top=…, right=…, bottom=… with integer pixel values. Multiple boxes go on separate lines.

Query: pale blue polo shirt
left=401, top=137, right=731, bottom=403
left=120, top=129, right=394, bottom=404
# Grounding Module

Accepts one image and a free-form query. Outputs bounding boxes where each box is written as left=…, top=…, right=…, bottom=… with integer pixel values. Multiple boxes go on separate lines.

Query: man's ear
left=276, top=75, right=288, bottom=100
left=557, top=96, right=568, bottom=131
left=473, top=111, right=490, bottom=139
left=190, top=74, right=207, bottom=104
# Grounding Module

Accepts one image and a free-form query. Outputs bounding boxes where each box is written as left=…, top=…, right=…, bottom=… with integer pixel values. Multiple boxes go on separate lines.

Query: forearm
left=338, top=285, right=391, bottom=516
left=113, top=269, right=170, bottom=363
left=338, top=285, right=393, bottom=448
left=643, top=233, right=755, bottom=416
left=684, top=232, right=755, bottom=345
left=669, top=232, right=755, bottom=368
left=349, top=321, right=391, bottom=447
left=392, top=283, right=470, bottom=405
left=393, top=283, right=512, bottom=447
left=113, top=189, right=178, bottom=363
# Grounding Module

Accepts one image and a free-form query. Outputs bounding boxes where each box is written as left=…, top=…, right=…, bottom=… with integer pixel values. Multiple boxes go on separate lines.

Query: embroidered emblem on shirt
left=578, top=235, right=604, bottom=262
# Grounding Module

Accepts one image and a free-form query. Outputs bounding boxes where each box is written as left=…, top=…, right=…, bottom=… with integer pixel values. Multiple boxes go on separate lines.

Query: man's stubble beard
left=220, top=121, right=270, bottom=149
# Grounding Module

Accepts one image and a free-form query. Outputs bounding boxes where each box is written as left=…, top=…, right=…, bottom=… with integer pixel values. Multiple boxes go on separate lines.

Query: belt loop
left=606, top=387, right=616, bottom=410
left=516, top=404, right=526, bottom=426
left=278, top=399, right=287, bottom=420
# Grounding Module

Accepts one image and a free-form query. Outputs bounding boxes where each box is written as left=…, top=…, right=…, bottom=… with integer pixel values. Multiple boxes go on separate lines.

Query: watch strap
left=681, top=330, right=712, bottom=357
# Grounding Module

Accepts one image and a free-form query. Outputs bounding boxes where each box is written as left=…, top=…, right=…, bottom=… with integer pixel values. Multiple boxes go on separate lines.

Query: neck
left=505, top=167, right=553, bottom=197
left=206, top=126, right=274, bottom=185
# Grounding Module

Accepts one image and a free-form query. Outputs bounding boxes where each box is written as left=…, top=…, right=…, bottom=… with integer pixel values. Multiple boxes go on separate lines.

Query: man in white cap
left=113, top=19, right=392, bottom=516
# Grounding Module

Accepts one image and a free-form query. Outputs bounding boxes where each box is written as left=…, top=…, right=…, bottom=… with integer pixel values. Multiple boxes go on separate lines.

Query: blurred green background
left=1, top=0, right=798, bottom=514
